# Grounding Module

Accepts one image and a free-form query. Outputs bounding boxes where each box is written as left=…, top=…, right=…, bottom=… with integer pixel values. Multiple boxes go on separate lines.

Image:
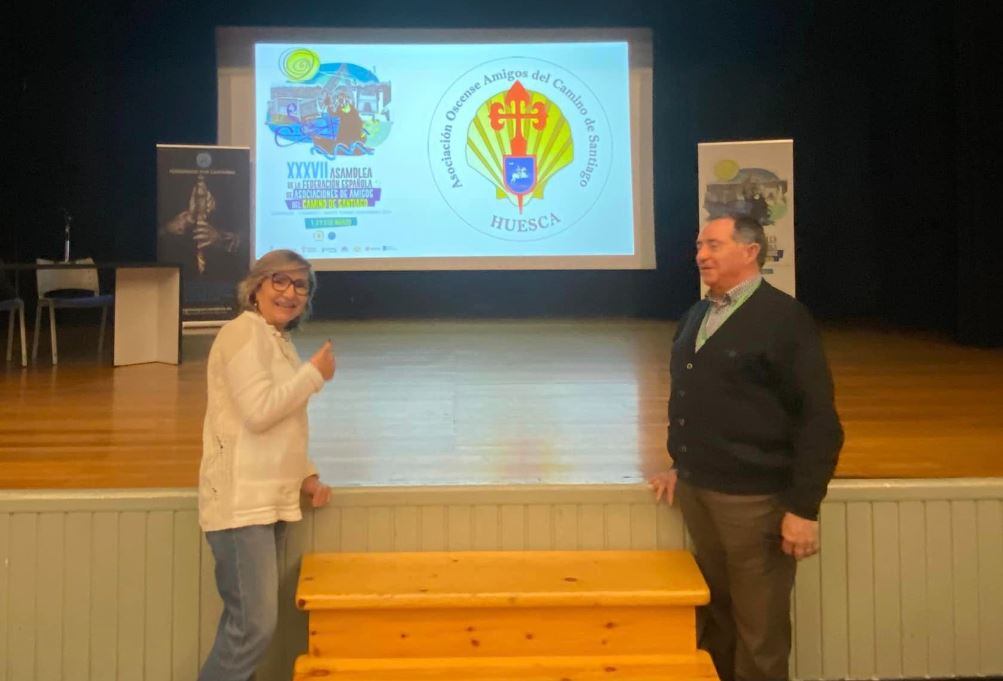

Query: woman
left=198, top=249, right=335, bottom=681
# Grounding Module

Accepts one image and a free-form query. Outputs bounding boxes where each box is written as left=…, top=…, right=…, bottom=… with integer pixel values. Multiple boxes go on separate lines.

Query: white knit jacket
left=198, top=311, right=324, bottom=532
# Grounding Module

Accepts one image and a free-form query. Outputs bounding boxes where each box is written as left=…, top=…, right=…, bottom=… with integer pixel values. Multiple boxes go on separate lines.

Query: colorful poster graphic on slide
left=265, top=52, right=392, bottom=161
left=254, top=43, right=633, bottom=260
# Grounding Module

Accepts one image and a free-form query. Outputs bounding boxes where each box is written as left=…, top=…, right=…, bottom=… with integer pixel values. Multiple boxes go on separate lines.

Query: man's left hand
left=301, top=475, right=332, bottom=508
left=781, top=512, right=819, bottom=560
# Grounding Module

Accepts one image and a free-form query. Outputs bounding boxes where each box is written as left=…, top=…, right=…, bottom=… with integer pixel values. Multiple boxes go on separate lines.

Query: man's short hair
left=729, top=214, right=768, bottom=268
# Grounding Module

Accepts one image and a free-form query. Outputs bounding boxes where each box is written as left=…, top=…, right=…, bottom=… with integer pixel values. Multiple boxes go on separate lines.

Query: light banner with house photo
left=697, top=139, right=795, bottom=296
left=156, top=145, right=251, bottom=324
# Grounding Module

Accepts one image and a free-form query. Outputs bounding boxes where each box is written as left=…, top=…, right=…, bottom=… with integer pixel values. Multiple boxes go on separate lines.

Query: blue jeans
left=198, top=522, right=287, bottom=681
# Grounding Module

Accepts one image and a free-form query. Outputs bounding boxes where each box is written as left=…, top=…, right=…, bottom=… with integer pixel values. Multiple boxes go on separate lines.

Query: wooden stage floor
left=2, top=320, right=1002, bottom=489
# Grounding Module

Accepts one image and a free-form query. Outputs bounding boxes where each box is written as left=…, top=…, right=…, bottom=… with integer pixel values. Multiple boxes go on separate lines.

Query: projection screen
left=216, top=28, right=654, bottom=271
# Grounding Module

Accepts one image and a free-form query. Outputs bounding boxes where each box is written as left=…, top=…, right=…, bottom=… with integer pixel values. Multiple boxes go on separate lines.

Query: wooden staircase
left=294, top=550, right=718, bottom=680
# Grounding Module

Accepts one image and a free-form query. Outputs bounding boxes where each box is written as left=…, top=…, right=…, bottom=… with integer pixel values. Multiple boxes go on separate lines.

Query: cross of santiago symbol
left=489, top=80, right=548, bottom=213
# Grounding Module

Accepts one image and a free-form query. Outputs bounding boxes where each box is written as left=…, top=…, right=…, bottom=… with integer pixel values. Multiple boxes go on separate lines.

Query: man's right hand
left=648, top=469, right=678, bottom=505
left=310, top=340, right=335, bottom=381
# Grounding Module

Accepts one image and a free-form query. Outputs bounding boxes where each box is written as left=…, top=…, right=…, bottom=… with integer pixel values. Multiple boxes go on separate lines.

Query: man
left=650, top=214, right=843, bottom=681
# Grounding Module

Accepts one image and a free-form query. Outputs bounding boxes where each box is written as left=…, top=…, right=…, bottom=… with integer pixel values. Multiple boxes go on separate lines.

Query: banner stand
left=156, top=144, right=251, bottom=324
left=697, top=139, right=795, bottom=297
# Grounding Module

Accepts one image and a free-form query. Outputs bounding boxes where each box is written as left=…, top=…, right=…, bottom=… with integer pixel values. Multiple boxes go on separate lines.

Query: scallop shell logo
left=466, top=82, right=573, bottom=212
left=428, top=56, right=617, bottom=243
left=280, top=48, right=320, bottom=82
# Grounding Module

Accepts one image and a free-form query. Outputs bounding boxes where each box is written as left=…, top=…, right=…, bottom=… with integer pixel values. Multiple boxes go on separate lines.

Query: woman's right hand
left=310, top=340, right=335, bottom=381
left=648, top=469, right=678, bottom=505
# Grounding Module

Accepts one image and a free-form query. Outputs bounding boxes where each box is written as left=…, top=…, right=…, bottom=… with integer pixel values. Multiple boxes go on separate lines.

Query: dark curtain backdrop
left=6, top=0, right=999, bottom=345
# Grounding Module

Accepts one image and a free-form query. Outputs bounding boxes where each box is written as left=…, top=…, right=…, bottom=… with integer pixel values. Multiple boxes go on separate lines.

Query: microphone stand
left=63, top=209, right=72, bottom=263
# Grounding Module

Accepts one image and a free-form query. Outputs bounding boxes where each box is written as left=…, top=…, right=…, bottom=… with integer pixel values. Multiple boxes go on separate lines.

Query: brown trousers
left=676, top=480, right=796, bottom=681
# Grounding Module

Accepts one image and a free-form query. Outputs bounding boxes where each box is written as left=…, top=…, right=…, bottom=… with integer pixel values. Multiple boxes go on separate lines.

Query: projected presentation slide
left=254, top=42, right=636, bottom=267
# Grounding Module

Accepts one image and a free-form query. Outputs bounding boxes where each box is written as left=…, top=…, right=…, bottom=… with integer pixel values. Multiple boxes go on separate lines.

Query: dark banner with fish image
left=156, top=145, right=251, bottom=324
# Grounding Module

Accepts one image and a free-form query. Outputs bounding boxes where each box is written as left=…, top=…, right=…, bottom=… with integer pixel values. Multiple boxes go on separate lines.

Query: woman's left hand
left=301, top=475, right=332, bottom=508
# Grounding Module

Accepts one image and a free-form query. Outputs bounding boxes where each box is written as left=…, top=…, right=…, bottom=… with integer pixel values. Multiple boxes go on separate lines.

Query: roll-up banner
left=698, top=139, right=795, bottom=296
left=157, top=144, right=251, bottom=325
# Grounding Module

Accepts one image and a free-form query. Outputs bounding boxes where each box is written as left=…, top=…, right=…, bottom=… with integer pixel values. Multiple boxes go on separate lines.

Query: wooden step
left=305, top=604, right=698, bottom=658
left=293, top=651, right=719, bottom=680
left=297, top=551, right=709, bottom=611
left=295, top=550, right=713, bottom=679
left=297, top=550, right=709, bottom=660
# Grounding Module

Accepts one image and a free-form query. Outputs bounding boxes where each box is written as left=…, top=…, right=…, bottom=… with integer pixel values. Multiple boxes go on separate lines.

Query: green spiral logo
left=280, top=48, right=320, bottom=82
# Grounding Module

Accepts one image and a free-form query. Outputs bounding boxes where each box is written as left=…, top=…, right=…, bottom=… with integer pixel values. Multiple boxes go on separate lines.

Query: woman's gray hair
left=236, top=249, right=316, bottom=330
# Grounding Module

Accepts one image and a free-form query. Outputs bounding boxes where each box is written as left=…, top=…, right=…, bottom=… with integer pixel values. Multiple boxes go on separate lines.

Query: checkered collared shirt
left=696, top=275, right=763, bottom=352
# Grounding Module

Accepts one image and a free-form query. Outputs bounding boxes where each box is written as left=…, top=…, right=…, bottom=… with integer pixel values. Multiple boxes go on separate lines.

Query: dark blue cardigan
left=668, top=281, right=844, bottom=520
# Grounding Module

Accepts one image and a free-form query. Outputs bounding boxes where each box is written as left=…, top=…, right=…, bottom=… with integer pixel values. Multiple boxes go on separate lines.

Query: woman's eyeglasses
left=270, top=272, right=310, bottom=296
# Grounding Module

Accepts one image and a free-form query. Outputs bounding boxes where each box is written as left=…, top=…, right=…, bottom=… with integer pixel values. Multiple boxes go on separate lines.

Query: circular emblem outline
left=428, top=56, right=616, bottom=243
